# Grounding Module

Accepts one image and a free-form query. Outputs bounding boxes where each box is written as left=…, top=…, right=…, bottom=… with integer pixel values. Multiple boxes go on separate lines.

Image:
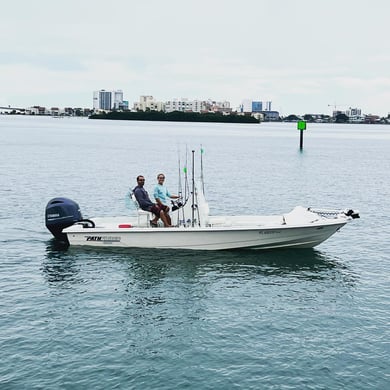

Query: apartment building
left=133, top=96, right=165, bottom=111
left=346, top=107, right=364, bottom=123
left=165, top=98, right=231, bottom=113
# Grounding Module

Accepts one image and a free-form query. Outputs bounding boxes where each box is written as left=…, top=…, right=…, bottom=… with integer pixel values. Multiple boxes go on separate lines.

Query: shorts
left=150, top=204, right=168, bottom=217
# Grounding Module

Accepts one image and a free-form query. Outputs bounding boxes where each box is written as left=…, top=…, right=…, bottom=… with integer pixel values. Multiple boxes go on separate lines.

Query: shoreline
left=88, top=110, right=260, bottom=124
left=1, top=111, right=389, bottom=125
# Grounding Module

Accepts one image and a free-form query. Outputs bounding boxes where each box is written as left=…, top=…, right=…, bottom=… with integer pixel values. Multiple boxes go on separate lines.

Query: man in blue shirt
left=153, top=173, right=179, bottom=226
left=133, top=175, right=171, bottom=227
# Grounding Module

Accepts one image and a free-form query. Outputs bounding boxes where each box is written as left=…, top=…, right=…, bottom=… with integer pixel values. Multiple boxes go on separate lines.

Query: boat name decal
left=86, top=235, right=121, bottom=243
left=259, top=231, right=281, bottom=235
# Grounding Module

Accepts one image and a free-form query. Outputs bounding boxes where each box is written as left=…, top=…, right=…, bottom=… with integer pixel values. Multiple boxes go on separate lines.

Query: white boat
left=45, top=186, right=359, bottom=252
left=45, top=150, right=359, bottom=251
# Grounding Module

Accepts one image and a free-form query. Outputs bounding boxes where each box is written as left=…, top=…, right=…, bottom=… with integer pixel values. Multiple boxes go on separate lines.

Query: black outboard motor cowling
left=45, top=197, right=83, bottom=242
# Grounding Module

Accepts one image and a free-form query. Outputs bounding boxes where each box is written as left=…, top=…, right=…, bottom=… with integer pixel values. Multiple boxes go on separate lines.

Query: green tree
left=335, top=113, right=349, bottom=123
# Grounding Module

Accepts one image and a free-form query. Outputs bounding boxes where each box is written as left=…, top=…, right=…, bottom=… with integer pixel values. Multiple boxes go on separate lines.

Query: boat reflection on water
left=42, top=240, right=82, bottom=287
left=43, top=238, right=357, bottom=288
left=123, top=246, right=357, bottom=286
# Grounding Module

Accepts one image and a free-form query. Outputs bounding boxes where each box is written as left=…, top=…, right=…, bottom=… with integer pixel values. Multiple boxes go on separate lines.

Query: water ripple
left=1, top=118, right=389, bottom=389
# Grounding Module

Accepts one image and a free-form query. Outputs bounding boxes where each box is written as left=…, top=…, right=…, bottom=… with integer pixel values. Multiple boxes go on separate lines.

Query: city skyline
left=1, top=0, right=389, bottom=116
left=1, top=92, right=387, bottom=120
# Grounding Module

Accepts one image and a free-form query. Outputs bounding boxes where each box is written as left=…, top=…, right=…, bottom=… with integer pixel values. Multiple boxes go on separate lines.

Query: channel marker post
left=297, top=120, right=307, bottom=150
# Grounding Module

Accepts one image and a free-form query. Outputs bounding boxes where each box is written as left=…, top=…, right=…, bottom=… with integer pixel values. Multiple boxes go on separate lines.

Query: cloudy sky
left=1, top=0, right=389, bottom=116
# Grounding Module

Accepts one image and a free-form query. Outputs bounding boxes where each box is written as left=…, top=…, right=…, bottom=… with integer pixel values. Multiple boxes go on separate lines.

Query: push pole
left=297, top=120, right=307, bottom=150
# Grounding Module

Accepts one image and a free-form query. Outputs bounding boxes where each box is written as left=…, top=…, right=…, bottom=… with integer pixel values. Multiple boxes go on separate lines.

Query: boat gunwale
left=64, top=219, right=348, bottom=234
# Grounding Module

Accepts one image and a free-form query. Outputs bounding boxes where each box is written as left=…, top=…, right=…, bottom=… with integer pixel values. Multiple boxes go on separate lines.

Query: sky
left=1, top=0, right=390, bottom=116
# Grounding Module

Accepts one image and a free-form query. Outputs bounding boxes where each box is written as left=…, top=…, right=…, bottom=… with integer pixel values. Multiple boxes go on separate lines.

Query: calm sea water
left=0, top=116, right=389, bottom=389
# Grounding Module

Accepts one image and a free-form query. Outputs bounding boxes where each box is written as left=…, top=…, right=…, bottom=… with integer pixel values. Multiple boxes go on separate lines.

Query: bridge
left=0, top=106, right=26, bottom=111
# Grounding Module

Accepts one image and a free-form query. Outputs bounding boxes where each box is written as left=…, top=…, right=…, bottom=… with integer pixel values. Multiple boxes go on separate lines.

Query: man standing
left=133, top=175, right=171, bottom=227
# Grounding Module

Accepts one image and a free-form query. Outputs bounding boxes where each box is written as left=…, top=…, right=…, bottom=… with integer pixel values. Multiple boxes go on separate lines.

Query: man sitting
left=133, top=175, right=171, bottom=227
left=153, top=173, right=180, bottom=226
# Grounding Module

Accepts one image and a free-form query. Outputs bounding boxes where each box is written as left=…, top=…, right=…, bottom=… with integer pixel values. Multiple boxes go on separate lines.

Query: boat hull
left=64, top=221, right=347, bottom=251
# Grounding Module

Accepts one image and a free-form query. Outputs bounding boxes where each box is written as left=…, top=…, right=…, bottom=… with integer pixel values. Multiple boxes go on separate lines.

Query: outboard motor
left=45, top=197, right=83, bottom=243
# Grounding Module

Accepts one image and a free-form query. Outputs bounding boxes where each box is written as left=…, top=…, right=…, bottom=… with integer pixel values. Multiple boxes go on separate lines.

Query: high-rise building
left=240, top=99, right=272, bottom=113
left=93, top=90, right=124, bottom=110
left=252, top=101, right=263, bottom=112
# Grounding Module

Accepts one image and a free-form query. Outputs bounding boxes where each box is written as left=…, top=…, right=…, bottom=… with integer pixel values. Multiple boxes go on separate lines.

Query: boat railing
left=308, top=207, right=359, bottom=219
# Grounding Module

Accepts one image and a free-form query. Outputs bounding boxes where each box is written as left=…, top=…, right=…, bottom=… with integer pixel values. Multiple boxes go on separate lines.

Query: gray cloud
left=1, top=0, right=389, bottom=115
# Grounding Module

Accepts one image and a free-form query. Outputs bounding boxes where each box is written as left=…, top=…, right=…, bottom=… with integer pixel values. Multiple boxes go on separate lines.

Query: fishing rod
left=196, top=147, right=202, bottom=226
left=200, top=144, right=205, bottom=195
left=177, top=146, right=182, bottom=198
left=191, top=150, right=195, bottom=227
left=176, top=147, right=183, bottom=227
left=190, top=149, right=201, bottom=227
left=173, top=145, right=192, bottom=227
left=184, top=146, right=189, bottom=203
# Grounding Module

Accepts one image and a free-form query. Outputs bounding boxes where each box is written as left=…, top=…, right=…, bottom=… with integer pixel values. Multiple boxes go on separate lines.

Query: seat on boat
left=130, top=191, right=153, bottom=227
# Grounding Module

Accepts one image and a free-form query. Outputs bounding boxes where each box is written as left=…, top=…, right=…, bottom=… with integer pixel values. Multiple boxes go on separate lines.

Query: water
left=0, top=116, right=389, bottom=389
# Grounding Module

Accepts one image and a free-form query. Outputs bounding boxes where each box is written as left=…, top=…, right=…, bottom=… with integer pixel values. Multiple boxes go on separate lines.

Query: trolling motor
left=45, top=197, right=94, bottom=243
left=344, top=209, right=360, bottom=219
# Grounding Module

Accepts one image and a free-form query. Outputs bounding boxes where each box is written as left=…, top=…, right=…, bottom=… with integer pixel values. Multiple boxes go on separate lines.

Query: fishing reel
left=171, top=198, right=184, bottom=211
